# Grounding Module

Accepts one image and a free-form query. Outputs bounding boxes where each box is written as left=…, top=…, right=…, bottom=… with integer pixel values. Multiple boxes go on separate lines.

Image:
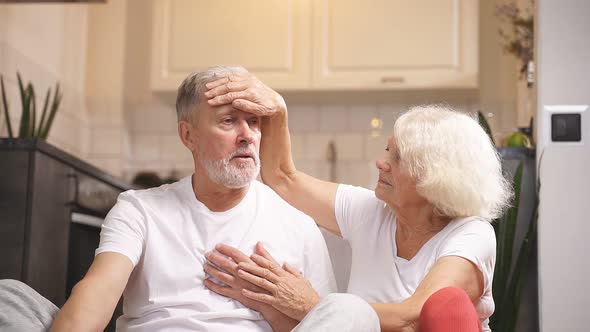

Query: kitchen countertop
left=0, top=138, right=132, bottom=192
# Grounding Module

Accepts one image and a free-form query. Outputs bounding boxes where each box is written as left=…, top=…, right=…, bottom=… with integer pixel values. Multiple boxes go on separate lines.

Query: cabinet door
left=26, top=152, right=73, bottom=306
left=312, top=0, right=478, bottom=89
left=151, top=0, right=311, bottom=90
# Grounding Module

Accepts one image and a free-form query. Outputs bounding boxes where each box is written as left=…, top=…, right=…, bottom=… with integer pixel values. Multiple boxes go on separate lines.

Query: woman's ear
left=178, top=120, right=197, bottom=151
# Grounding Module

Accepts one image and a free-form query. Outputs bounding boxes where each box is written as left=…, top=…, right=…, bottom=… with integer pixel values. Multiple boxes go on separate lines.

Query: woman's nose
left=376, top=159, right=390, bottom=171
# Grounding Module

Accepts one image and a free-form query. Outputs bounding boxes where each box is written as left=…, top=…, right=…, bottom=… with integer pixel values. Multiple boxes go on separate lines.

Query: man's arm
left=51, top=252, right=133, bottom=332
left=205, top=74, right=341, bottom=235
left=371, top=256, right=484, bottom=332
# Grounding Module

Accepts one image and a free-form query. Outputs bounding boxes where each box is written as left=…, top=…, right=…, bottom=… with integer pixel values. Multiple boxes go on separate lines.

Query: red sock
left=419, top=286, right=482, bottom=332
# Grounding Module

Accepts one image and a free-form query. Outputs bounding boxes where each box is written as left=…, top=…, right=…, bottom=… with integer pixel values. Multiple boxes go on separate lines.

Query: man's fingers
left=204, top=263, right=235, bottom=285
left=242, top=289, right=276, bottom=305
left=237, top=262, right=281, bottom=283
left=206, top=250, right=238, bottom=274
left=215, top=244, right=252, bottom=264
left=237, top=269, right=278, bottom=293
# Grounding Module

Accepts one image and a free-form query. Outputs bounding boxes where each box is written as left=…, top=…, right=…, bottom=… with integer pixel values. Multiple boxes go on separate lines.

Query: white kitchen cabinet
left=311, top=0, right=478, bottom=89
left=151, top=0, right=311, bottom=90
left=151, top=0, right=478, bottom=91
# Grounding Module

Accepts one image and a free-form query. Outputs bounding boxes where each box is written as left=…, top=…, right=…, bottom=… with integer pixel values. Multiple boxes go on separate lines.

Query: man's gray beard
left=200, top=146, right=261, bottom=189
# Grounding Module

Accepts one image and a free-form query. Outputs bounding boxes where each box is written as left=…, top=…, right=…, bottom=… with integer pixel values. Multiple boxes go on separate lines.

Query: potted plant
left=479, top=111, right=538, bottom=332
left=1, top=72, right=62, bottom=140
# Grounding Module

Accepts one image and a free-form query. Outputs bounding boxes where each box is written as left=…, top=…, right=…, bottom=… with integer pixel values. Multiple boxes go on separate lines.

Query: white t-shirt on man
left=95, top=176, right=336, bottom=332
left=334, top=184, right=496, bottom=332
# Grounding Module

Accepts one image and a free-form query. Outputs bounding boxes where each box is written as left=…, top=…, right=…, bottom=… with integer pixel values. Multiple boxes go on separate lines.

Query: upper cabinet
left=151, top=0, right=478, bottom=91
left=312, top=0, right=478, bottom=89
left=151, top=0, right=311, bottom=90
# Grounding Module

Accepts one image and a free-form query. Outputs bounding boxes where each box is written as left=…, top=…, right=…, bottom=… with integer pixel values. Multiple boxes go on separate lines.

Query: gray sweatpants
left=293, top=293, right=381, bottom=332
left=0, top=279, right=59, bottom=332
left=0, top=279, right=379, bottom=332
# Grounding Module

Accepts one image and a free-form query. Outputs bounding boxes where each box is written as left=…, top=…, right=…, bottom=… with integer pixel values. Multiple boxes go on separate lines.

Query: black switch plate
left=551, top=113, right=581, bottom=142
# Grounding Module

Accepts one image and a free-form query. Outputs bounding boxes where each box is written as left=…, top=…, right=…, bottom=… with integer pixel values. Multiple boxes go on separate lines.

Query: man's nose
left=237, top=120, right=256, bottom=145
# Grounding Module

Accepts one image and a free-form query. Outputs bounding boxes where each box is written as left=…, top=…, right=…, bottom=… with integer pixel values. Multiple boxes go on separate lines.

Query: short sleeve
left=95, top=191, right=146, bottom=267
left=437, top=220, right=497, bottom=294
left=334, top=184, right=383, bottom=241
left=301, top=216, right=338, bottom=297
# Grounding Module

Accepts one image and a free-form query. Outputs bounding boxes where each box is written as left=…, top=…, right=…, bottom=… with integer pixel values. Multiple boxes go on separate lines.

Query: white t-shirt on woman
left=334, top=184, right=496, bottom=332
left=95, top=176, right=336, bottom=332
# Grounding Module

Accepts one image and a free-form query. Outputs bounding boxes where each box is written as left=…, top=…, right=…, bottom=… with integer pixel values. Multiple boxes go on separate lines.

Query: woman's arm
left=205, top=74, right=341, bottom=235
left=371, top=256, right=484, bottom=332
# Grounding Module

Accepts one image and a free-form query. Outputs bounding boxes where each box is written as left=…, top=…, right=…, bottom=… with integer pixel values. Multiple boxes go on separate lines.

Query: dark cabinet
left=0, top=149, right=73, bottom=305
left=0, top=139, right=130, bottom=327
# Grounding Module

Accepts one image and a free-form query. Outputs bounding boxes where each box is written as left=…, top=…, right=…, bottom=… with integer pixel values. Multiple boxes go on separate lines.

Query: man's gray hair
left=175, top=65, right=248, bottom=122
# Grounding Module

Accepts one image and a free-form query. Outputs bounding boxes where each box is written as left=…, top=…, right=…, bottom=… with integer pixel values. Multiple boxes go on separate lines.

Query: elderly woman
left=203, top=73, right=510, bottom=332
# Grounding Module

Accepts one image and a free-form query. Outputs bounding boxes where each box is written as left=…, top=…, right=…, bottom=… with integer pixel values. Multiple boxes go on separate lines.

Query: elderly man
left=0, top=66, right=342, bottom=332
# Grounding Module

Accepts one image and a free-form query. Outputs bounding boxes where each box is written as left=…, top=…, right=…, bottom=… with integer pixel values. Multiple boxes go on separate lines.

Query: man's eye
left=249, top=118, right=259, bottom=125
left=223, top=118, right=234, bottom=124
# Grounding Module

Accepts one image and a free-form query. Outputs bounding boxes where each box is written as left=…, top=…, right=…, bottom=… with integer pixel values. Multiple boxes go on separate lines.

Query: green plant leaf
left=1, top=75, right=14, bottom=138
left=37, top=88, right=51, bottom=137
left=27, top=84, right=36, bottom=138
left=502, top=194, right=537, bottom=332
left=490, top=160, right=525, bottom=332
left=478, top=111, right=496, bottom=146
left=40, top=82, right=61, bottom=139
left=17, top=72, right=30, bottom=138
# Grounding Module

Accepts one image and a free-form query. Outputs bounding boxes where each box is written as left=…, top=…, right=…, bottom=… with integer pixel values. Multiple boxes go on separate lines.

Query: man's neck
left=191, top=173, right=250, bottom=212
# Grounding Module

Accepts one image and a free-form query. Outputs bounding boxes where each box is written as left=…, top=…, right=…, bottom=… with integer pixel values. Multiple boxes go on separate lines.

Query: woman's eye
left=385, top=147, right=390, bottom=152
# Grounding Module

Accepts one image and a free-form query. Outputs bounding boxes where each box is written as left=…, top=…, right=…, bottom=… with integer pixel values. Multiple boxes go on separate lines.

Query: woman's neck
left=394, top=205, right=451, bottom=259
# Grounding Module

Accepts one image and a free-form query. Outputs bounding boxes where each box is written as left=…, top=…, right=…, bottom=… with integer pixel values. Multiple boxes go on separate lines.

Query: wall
left=85, top=0, right=129, bottom=176
left=536, top=0, right=590, bottom=331
left=0, top=4, right=89, bottom=158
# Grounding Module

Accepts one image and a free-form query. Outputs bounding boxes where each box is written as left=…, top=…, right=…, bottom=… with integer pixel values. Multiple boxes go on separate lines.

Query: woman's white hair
left=393, top=105, right=512, bottom=220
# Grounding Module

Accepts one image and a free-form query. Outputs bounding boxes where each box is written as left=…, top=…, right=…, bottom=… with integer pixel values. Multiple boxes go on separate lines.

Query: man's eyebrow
left=215, top=108, right=237, bottom=116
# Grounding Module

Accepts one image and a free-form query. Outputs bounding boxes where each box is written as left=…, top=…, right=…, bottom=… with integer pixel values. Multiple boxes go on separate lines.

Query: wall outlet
left=540, top=105, right=588, bottom=148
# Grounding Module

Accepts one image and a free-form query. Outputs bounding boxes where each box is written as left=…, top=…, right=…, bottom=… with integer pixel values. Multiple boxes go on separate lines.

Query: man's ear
left=178, top=120, right=197, bottom=151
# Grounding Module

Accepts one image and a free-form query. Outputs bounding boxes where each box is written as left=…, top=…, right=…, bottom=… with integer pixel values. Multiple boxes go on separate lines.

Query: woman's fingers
left=237, top=269, right=278, bottom=293
left=204, top=263, right=235, bottom=285
left=205, top=73, right=249, bottom=90
left=237, top=262, right=281, bottom=283
left=214, top=244, right=252, bottom=264
left=208, top=89, right=252, bottom=106
left=251, top=254, right=287, bottom=277
left=255, top=242, right=280, bottom=265
left=203, top=278, right=233, bottom=297
left=242, top=289, right=277, bottom=305
left=205, top=250, right=238, bottom=274
left=283, top=262, right=303, bottom=277
left=204, top=79, right=249, bottom=99
left=230, top=99, right=269, bottom=116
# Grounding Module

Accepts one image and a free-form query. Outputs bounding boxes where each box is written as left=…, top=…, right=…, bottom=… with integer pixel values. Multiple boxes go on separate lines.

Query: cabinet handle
left=380, top=76, right=405, bottom=84
left=67, top=173, right=79, bottom=204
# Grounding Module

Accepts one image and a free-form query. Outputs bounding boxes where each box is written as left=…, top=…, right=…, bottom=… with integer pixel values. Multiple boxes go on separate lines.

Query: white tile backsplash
left=287, top=105, right=320, bottom=132
left=333, top=134, right=364, bottom=161
left=319, top=105, right=349, bottom=132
